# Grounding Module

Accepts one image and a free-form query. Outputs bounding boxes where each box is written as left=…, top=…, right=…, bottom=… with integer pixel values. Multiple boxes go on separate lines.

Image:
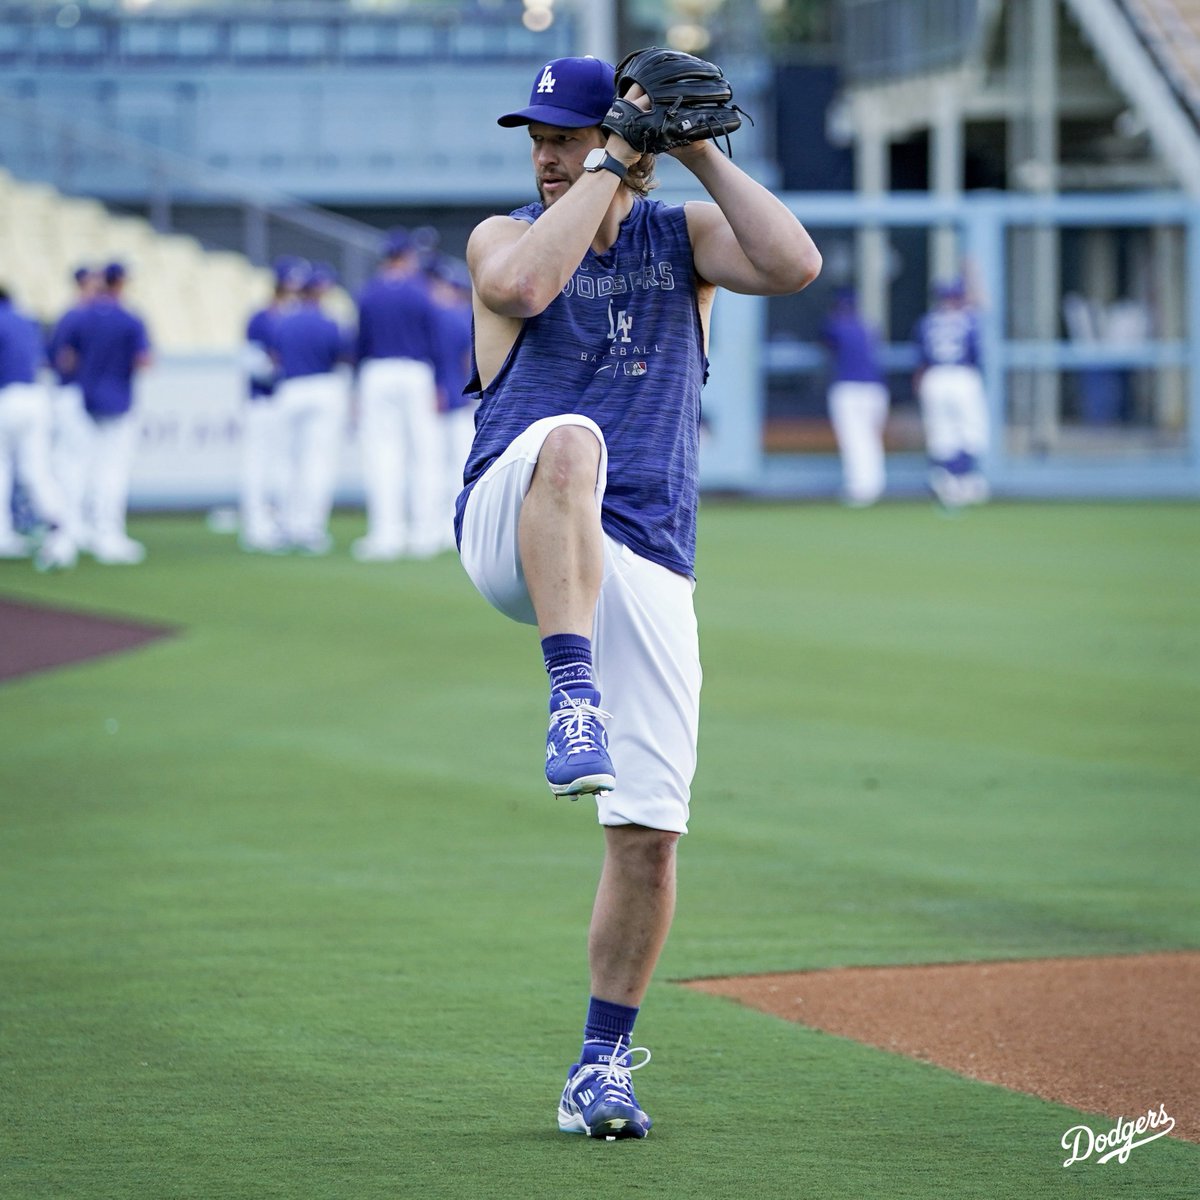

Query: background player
left=820, top=285, right=889, bottom=506
left=455, top=51, right=820, bottom=1140
left=269, top=263, right=351, bottom=555
left=352, top=229, right=442, bottom=562
left=912, top=279, right=990, bottom=507
left=239, top=256, right=305, bottom=553
left=0, top=283, right=74, bottom=568
left=45, top=264, right=98, bottom=552
left=58, top=261, right=152, bottom=565
left=428, top=256, right=474, bottom=552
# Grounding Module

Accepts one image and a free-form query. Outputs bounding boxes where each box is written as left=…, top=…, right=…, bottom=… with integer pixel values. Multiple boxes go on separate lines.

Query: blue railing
left=0, top=3, right=573, bottom=67
left=837, top=0, right=982, bottom=81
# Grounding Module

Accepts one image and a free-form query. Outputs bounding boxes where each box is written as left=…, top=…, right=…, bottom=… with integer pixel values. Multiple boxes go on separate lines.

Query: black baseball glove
left=601, top=46, right=750, bottom=156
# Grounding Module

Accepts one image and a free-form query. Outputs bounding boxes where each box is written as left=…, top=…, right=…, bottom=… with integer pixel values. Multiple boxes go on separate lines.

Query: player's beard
left=537, top=173, right=572, bottom=207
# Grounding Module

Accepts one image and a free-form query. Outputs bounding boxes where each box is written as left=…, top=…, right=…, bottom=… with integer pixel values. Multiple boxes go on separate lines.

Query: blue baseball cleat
left=557, top=1038, right=652, bottom=1140
left=545, top=688, right=616, bottom=797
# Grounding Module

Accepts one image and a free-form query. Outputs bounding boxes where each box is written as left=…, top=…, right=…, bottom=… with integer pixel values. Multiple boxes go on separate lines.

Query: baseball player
left=58, top=262, right=152, bottom=565
left=912, top=280, right=990, bottom=507
left=45, top=265, right=99, bottom=550
left=239, top=257, right=305, bottom=553
left=0, top=284, right=74, bottom=568
left=269, top=263, right=351, bottom=555
left=428, top=256, right=474, bottom=551
left=455, top=52, right=820, bottom=1139
left=351, top=229, right=442, bottom=562
left=820, top=286, right=889, bottom=506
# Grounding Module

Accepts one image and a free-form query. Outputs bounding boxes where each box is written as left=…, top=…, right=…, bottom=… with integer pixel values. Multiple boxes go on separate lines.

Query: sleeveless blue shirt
left=455, top=198, right=707, bottom=578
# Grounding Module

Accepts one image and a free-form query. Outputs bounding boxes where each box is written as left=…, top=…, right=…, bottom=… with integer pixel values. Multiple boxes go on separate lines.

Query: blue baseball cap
left=431, top=256, right=471, bottom=290
left=498, top=56, right=616, bottom=128
left=382, top=227, right=413, bottom=258
left=304, top=262, right=338, bottom=290
left=273, top=255, right=310, bottom=287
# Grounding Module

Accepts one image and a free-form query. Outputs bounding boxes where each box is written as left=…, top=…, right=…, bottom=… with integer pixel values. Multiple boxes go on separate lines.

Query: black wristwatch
left=583, top=148, right=628, bottom=182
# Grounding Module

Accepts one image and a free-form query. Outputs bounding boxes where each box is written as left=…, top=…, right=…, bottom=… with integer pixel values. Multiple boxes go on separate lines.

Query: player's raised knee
left=535, top=424, right=602, bottom=493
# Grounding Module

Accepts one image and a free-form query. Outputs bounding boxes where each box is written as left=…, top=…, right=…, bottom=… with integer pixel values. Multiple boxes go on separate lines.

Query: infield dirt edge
left=682, top=950, right=1199, bottom=1143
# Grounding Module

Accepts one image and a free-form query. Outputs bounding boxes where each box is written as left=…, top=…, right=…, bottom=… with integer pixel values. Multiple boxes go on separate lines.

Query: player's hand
left=604, top=84, right=651, bottom=165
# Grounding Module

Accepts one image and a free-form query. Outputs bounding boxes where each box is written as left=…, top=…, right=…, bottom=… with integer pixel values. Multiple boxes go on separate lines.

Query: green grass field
left=2, top=501, right=1197, bottom=1199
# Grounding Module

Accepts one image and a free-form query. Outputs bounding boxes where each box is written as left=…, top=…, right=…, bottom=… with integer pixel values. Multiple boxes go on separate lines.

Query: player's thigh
left=593, top=543, right=700, bottom=835
left=459, top=413, right=607, bottom=625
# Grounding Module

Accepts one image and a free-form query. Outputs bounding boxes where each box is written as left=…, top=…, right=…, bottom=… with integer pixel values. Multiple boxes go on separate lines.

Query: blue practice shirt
left=355, top=273, right=438, bottom=365
left=456, top=198, right=707, bottom=579
left=821, top=309, right=884, bottom=384
left=0, top=298, right=45, bottom=386
left=246, top=305, right=283, bottom=398
left=46, top=303, right=89, bottom=385
left=64, top=295, right=150, bottom=417
left=432, top=300, right=473, bottom=411
left=914, top=306, right=981, bottom=369
left=271, top=302, right=347, bottom=380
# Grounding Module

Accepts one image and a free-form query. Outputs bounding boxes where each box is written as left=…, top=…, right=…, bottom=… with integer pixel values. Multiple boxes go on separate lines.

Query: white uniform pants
left=49, top=383, right=89, bottom=540
left=459, top=414, right=701, bottom=834
left=829, top=380, right=889, bottom=505
left=0, top=382, right=66, bottom=539
left=918, top=365, right=988, bottom=464
left=276, top=372, right=347, bottom=545
left=240, top=398, right=285, bottom=544
left=82, top=410, right=139, bottom=545
left=357, top=357, right=441, bottom=552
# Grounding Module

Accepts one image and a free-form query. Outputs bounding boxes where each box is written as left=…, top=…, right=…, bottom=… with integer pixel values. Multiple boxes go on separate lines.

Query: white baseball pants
left=49, top=383, right=89, bottom=541
left=239, top=398, right=285, bottom=545
left=918, top=365, right=989, bottom=463
left=829, top=380, right=889, bottom=505
left=276, top=372, right=347, bottom=545
left=357, top=358, right=441, bottom=553
left=458, top=413, right=701, bottom=834
left=0, top=382, right=66, bottom=539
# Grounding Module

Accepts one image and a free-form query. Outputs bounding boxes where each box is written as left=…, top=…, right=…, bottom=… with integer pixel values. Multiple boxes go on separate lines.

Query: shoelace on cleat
left=589, top=1040, right=651, bottom=1107
left=550, top=700, right=613, bottom=758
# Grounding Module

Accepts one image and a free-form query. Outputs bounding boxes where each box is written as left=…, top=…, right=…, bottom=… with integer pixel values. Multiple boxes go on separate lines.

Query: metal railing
left=0, top=3, right=573, bottom=68
left=836, top=0, right=984, bottom=81
left=0, top=93, right=386, bottom=291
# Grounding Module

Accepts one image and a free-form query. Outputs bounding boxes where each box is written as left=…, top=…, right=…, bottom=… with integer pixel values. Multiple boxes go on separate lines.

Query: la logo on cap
left=537, top=64, right=556, bottom=93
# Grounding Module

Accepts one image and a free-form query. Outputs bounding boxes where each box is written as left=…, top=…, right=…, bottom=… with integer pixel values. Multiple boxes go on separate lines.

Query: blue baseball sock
left=583, top=996, right=639, bottom=1052
left=542, top=633, right=595, bottom=697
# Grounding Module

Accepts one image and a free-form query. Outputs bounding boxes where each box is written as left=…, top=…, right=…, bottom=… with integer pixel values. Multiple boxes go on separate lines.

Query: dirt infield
left=685, top=951, right=1199, bottom=1142
left=0, top=596, right=174, bottom=683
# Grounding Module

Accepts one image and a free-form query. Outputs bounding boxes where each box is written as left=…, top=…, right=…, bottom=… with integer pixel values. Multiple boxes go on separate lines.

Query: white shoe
left=405, top=537, right=448, bottom=560
left=92, top=535, right=147, bottom=565
left=0, top=533, right=30, bottom=559
left=239, top=532, right=288, bottom=555
left=351, top=536, right=404, bottom=563
left=961, top=473, right=991, bottom=505
left=293, top=533, right=332, bottom=557
left=35, top=530, right=77, bottom=572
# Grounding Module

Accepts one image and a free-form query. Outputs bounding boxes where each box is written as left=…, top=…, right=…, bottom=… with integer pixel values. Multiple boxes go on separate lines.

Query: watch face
left=584, top=148, right=606, bottom=171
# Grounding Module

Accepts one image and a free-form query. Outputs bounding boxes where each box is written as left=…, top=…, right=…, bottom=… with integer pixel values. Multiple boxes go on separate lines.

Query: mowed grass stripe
left=1, top=503, right=1196, bottom=1198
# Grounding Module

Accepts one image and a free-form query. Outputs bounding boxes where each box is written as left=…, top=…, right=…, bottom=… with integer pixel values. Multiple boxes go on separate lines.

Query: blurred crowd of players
left=820, top=279, right=990, bottom=509
left=0, top=225, right=473, bottom=571
left=1, top=230, right=990, bottom=573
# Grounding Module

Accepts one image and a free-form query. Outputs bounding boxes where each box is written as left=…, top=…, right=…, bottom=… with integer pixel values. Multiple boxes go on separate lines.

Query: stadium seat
left=0, top=170, right=280, bottom=353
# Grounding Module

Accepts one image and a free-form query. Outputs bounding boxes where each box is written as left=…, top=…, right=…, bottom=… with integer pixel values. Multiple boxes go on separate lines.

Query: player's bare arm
left=677, top=140, right=821, bottom=296
left=467, top=129, right=639, bottom=322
